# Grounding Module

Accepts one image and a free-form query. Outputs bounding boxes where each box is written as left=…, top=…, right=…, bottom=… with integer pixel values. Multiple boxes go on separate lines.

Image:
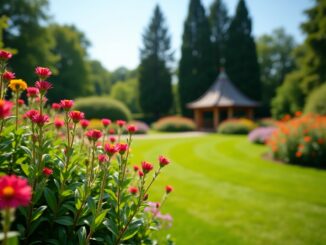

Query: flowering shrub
left=74, top=96, right=132, bottom=121
left=248, top=127, right=277, bottom=144
left=152, top=116, right=196, bottom=132
left=0, top=51, right=174, bottom=244
left=268, top=114, right=326, bottom=167
left=88, top=119, right=149, bottom=135
left=217, top=118, right=257, bottom=135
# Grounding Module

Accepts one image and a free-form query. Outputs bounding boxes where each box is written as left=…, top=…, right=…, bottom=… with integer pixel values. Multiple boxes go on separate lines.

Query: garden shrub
left=130, top=120, right=150, bottom=134
left=248, top=127, right=276, bottom=144
left=74, top=96, right=132, bottom=121
left=304, top=83, right=326, bottom=115
left=257, top=118, right=278, bottom=127
left=152, top=116, right=196, bottom=132
left=217, top=118, right=257, bottom=135
left=0, top=53, right=173, bottom=244
left=268, top=114, right=326, bottom=167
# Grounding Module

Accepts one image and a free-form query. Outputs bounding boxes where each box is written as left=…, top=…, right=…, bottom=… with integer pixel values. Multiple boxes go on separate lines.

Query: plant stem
left=2, top=208, right=11, bottom=245
left=15, top=91, right=18, bottom=131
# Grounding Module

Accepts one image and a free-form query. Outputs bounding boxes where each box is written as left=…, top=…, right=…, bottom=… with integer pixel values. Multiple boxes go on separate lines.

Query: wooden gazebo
left=187, top=69, right=259, bottom=130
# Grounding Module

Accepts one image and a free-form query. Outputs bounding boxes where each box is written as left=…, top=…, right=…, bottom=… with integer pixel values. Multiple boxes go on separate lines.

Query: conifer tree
left=178, top=0, right=215, bottom=116
left=225, top=0, right=261, bottom=101
left=139, top=5, right=173, bottom=118
left=209, top=0, right=230, bottom=70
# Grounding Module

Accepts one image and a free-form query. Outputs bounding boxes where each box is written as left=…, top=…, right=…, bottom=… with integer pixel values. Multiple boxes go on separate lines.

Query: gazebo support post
left=227, top=107, right=234, bottom=119
left=247, top=108, right=254, bottom=119
left=213, top=107, right=219, bottom=129
left=194, top=109, right=203, bottom=130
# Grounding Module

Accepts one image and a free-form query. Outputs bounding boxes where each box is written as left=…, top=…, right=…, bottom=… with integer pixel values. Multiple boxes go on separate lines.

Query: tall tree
left=272, top=0, right=326, bottom=118
left=1, top=0, right=58, bottom=84
left=257, top=28, right=296, bottom=116
left=88, top=60, right=111, bottom=95
left=209, top=0, right=230, bottom=70
left=49, top=24, right=91, bottom=101
left=179, top=0, right=214, bottom=116
left=224, top=0, right=261, bottom=101
left=139, top=5, right=173, bottom=117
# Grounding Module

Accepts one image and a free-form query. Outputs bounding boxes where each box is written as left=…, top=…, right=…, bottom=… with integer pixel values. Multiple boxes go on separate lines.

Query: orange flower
left=295, top=151, right=302, bottom=158
left=304, top=136, right=311, bottom=143
left=317, top=138, right=325, bottom=145
left=295, top=111, right=302, bottom=117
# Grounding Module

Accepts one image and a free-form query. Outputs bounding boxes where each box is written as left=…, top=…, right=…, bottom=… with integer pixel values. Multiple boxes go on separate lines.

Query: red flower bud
left=18, top=99, right=25, bottom=106
left=159, top=155, right=170, bottom=167
left=69, top=110, right=85, bottom=123
left=35, top=66, right=52, bottom=79
left=98, top=154, right=108, bottom=163
left=127, top=125, right=137, bottom=134
left=42, top=167, right=53, bottom=176
left=51, top=103, right=61, bottom=110
left=109, top=136, right=116, bottom=143
left=27, top=87, right=39, bottom=98
left=116, top=120, right=126, bottom=127
left=101, top=118, right=111, bottom=127
left=141, top=161, right=153, bottom=174
left=31, top=113, right=49, bottom=127
left=2, top=71, right=15, bottom=81
left=129, top=186, right=138, bottom=195
left=138, top=170, right=144, bottom=177
left=165, top=185, right=173, bottom=194
left=133, top=165, right=139, bottom=172
left=54, top=118, right=64, bottom=129
left=35, top=81, right=52, bottom=93
left=80, top=119, right=90, bottom=129
left=0, top=100, right=13, bottom=119
left=117, top=143, right=128, bottom=155
left=104, top=143, right=119, bottom=156
left=86, top=129, right=102, bottom=142
left=143, top=194, right=149, bottom=201
left=109, top=129, right=115, bottom=135
left=0, top=50, right=12, bottom=61
left=60, top=100, right=74, bottom=111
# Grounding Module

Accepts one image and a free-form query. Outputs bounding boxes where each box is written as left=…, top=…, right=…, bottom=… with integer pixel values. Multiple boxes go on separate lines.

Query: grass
left=130, top=134, right=326, bottom=245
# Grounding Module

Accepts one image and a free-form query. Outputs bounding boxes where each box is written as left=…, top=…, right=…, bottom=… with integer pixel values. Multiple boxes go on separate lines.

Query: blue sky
left=49, top=0, right=313, bottom=70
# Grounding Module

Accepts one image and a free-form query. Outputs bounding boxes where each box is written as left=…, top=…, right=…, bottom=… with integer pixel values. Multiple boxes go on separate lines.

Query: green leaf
left=61, top=189, right=73, bottom=197
left=122, top=219, right=143, bottom=241
left=95, top=209, right=108, bottom=228
left=29, top=217, right=47, bottom=236
left=44, top=187, right=57, bottom=212
left=87, top=197, right=96, bottom=215
left=77, top=226, right=86, bottom=245
left=54, top=216, right=73, bottom=226
left=32, top=205, right=47, bottom=222
left=20, top=164, right=30, bottom=176
left=20, top=145, right=32, bottom=157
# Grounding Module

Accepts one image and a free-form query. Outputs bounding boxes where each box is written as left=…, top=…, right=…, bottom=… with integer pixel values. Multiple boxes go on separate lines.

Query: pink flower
left=86, top=129, right=102, bottom=141
left=31, top=113, right=49, bottom=126
left=116, top=120, right=126, bottom=127
left=102, top=118, right=111, bottom=127
left=141, top=161, right=153, bottom=174
left=0, top=50, right=12, bottom=61
left=80, top=119, right=90, bottom=129
left=104, top=143, right=119, bottom=156
left=98, top=154, right=108, bottom=163
left=109, top=136, right=116, bottom=143
left=0, top=100, right=13, bottom=119
left=42, top=167, right=53, bottom=176
left=35, top=66, right=52, bottom=79
left=54, top=118, right=64, bottom=129
left=0, top=175, right=32, bottom=208
left=51, top=103, right=61, bottom=111
left=129, top=186, right=138, bottom=195
left=138, top=170, right=144, bottom=177
left=27, top=87, right=39, bottom=98
left=60, top=100, right=74, bottom=111
left=25, top=110, right=39, bottom=121
left=69, top=110, right=85, bottom=123
left=109, top=129, right=115, bottom=135
left=35, top=96, right=48, bottom=104
left=165, top=185, right=173, bottom=194
left=18, top=99, right=25, bottom=106
left=35, top=81, right=52, bottom=93
left=127, top=125, right=137, bottom=134
left=117, top=143, right=128, bottom=155
left=2, top=71, right=15, bottom=81
left=133, top=165, right=139, bottom=172
left=159, top=156, right=170, bottom=167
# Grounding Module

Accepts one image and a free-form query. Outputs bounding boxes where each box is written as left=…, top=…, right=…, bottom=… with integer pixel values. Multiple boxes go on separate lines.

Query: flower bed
left=267, top=114, right=326, bottom=167
left=248, top=127, right=277, bottom=144
left=0, top=50, right=173, bottom=244
left=217, top=118, right=257, bottom=135
left=152, top=116, right=196, bottom=132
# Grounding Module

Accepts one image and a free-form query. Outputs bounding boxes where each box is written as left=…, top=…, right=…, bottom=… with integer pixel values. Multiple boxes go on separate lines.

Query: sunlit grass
left=131, top=134, right=326, bottom=245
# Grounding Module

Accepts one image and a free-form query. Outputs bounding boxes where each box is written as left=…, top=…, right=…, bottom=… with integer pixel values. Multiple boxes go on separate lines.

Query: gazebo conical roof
left=187, top=70, right=259, bottom=109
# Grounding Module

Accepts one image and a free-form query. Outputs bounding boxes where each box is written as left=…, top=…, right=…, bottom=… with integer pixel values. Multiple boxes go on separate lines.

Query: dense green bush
left=153, top=116, right=196, bottom=132
left=74, top=96, right=132, bottom=121
left=217, top=118, right=257, bottom=135
left=304, top=83, right=326, bottom=115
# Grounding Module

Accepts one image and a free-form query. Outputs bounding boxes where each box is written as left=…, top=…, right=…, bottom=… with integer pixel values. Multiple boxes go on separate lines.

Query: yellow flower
left=8, top=79, right=28, bottom=92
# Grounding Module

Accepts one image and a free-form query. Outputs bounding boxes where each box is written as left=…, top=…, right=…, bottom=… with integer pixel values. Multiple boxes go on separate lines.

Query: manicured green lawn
left=131, top=134, right=326, bottom=245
